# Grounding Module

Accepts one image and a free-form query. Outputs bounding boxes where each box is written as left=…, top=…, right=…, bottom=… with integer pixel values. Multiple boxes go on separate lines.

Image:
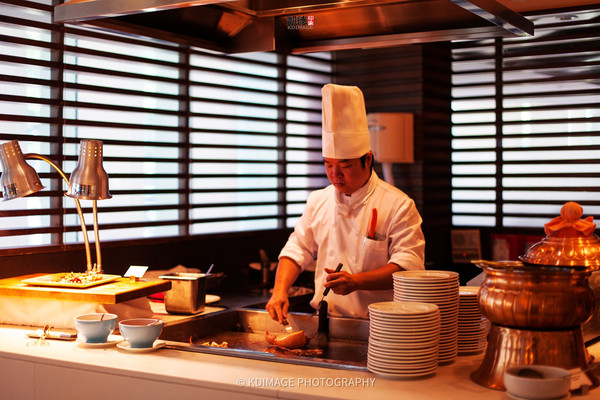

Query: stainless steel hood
left=54, top=0, right=534, bottom=54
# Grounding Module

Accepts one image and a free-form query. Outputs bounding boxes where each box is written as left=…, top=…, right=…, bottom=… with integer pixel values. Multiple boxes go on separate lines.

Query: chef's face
left=324, top=152, right=373, bottom=195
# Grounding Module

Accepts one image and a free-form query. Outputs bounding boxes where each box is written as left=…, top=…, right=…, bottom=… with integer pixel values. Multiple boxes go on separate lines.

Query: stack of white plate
left=367, top=301, right=441, bottom=378
left=392, top=270, right=459, bottom=364
left=457, top=286, right=489, bottom=354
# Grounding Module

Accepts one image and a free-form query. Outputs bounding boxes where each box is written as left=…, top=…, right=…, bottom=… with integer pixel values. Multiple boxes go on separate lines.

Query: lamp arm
left=92, top=200, right=102, bottom=273
left=25, top=154, right=93, bottom=272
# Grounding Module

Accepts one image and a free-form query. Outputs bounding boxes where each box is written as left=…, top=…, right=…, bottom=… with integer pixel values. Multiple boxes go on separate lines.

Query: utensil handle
left=322, top=263, right=343, bottom=297
left=206, top=263, right=214, bottom=275
left=368, top=208, right=377, bottom=238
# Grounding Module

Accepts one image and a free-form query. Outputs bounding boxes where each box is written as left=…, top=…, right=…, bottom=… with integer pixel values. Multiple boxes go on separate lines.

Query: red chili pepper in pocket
left=368, top=208, right=377, bottom=239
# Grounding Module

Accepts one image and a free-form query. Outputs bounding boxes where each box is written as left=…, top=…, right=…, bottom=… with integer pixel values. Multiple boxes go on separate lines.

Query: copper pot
left=477, top=262, right=595, bottom=329
left=520, top=235, right=600, bottom=268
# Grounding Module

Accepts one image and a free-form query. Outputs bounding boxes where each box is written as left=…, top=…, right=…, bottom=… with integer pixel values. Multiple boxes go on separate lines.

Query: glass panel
left=452, top=202, right=496, bottom=213
left=451, top=13, right=600, bottom=228
left=503, top=191, right=600, bottom=202
left=503, top=164, right=600, bottom=174
left=0, top=234, right=52, bottom=249
left=0, top=1, right=332, bottom=251
left=503, top=203, right=563, bottom=215
left=452, top=215, right=496, bottom=226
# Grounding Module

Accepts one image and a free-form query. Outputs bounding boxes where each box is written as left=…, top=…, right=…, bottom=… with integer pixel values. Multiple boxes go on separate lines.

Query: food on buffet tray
left=264, top=346, right=323, bottom=357
left=265, top=330, right=309, bottom=349
left=50, top=272, right=103, bottom=285
left=201, top=341, right=229, bottom=348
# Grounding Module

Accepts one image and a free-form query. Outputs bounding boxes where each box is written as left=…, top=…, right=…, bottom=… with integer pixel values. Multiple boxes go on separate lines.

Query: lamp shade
left=66, top=139, right=111, bottom=200
left=0, top=140, right=44, bottom=201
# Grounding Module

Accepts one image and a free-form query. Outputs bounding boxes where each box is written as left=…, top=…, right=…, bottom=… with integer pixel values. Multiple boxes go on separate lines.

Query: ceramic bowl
left=74, top=313, right=118, bottom=343
left=118, top=318, right=164, bottom=348
left=504, top=365, right=571, bottom=399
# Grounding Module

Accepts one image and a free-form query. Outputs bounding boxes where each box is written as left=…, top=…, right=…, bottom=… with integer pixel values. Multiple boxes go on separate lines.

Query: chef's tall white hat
left=321, top=83, right=370, bottom=159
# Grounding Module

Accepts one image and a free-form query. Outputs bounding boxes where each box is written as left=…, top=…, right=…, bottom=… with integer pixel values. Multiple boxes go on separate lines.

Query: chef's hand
left=266, top=294, right=289, bottom=324
left=265, top=257, right=302, bottom=323
left=324, top=263, right=402, bottom=294
left=324, top=267, right=359, bottom=295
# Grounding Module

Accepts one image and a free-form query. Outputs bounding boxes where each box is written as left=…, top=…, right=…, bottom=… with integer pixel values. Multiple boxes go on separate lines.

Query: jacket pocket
left=361, top=237, right=388, bottom=271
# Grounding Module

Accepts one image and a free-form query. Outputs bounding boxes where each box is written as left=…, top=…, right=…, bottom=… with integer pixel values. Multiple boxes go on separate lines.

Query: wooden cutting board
left=0, top=273, right=171, bottom=304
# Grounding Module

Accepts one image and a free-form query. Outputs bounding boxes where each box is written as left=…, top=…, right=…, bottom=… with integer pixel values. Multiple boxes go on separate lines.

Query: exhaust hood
left=54, top=0, right=533, bottom=54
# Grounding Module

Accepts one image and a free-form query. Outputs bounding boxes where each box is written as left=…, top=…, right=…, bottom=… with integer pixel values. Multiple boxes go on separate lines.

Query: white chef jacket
left=279, top=171, right=425, bottom=319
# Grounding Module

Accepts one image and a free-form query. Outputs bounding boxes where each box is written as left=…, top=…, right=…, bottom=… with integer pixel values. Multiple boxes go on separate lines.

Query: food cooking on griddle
left=263, top=346, right=324, bottom=357
left=265, top=330, right=309, bottom=349
left=201, top=341, right=229, bottom=348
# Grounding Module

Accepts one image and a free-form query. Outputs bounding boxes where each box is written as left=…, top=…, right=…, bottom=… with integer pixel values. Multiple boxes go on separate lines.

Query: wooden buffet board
left=0, top=273, right=171, bottom=304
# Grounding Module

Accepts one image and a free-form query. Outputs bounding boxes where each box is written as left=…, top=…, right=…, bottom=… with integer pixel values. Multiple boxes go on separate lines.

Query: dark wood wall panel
left=333, top=43, right=452, bottom=268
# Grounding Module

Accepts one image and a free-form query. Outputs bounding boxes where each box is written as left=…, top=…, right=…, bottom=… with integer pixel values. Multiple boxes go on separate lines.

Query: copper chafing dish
left=470, top=202, right=600, bottom=391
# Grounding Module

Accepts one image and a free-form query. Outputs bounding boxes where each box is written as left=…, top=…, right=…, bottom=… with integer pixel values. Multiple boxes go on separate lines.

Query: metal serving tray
left=161, top=309, right=369, bottom=371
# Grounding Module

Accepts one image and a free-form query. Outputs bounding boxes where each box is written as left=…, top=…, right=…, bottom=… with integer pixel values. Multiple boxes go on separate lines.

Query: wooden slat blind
left=451, top=6, right=600, bottom=229
left=0, top=0, right=332, bottom=254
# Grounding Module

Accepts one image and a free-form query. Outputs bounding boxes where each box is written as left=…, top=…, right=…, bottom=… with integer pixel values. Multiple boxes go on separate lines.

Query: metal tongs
left=283, top=263, right=343, bottom=335
left=308, top=262, right=343, bottom=321
left=282, top=318, right=293, bottom=333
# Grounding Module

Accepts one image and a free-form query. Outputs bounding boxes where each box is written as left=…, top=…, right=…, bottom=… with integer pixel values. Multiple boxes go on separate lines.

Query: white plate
left=459, top=310, right=484, bottom=317
left=368, top=368, right=437, bottom=379
left=458, top=304, right=480, bottom=310
left=367, top=357, right=438, bottom=369
left=393, top=270, right=459, bottom=280
left=370, top=323, right=441, bottom=333
left=368, top=343, right=438, bottom=356
left=117, top=340, right=166, bottom=353
left=395, top=295, right=459, bottom=304
left=371, top=313, right=441, bottom=321
left=367, top=363, right=437, bottom=378
left=370, top=321, right=442, bottom=332
left=368, top=339, right=439, bottom=350
left=394, top=283, right=458, bottom=291
left=369, top=332, right=440, bottom=344
left=22, top=273, right=120, bottom=289
left=394, top=284, right=460, bottom=292
left=371, top=319, right=441, bottom=328
left=206, top=294, right=221, bottom=304
left=392, top=271, right=458, bottom=281
left=370, top=312, right=441, bottom=322
left=367, top=360, right=438, bottom=374
left=77, top=335, right=123, bottom=348
left=370, top=322, right=441, bottom=332
left=368, top=301, right=439, bottom=315
left=368, top=348, right=438, bottom=361
left=393, top=282, right=459, bottom=289
left=458, top=310, right=486, bottom=317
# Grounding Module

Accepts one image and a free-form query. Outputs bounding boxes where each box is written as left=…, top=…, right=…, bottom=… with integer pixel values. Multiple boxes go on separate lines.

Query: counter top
left=1, top=323, right=598, bottom=400
left=0, top=274, right=171, bottom=304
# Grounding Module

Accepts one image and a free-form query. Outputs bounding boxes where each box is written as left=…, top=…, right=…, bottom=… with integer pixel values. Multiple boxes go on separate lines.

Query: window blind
left=0, top=0, right=332, bottom=254
left=451, top=7, right=600, bottom=228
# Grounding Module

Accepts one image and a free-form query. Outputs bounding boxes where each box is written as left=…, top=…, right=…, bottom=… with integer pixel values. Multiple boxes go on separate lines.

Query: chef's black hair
left=360, top=152, right=374, bottom=172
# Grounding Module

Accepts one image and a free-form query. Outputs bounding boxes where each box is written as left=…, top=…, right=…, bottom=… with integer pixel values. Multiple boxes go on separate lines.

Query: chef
left=266, top=83, right=425, bottom=322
